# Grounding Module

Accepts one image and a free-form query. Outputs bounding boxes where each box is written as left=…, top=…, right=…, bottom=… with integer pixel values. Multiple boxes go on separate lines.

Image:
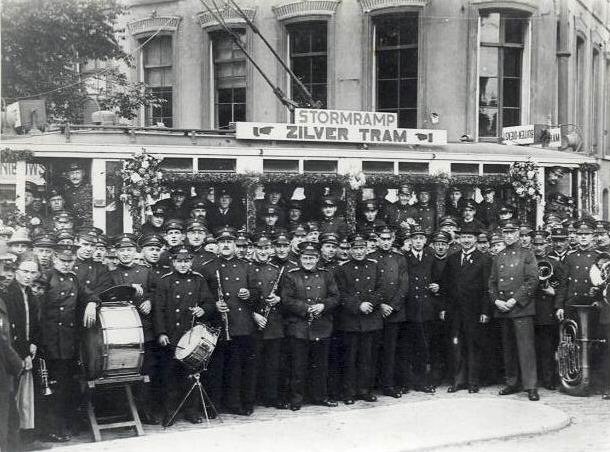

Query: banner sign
left=502, top=125, right=535, bottom=145
left=236, top=122, right=447, bottom=145
left=294, top=108, right=398, bottom=128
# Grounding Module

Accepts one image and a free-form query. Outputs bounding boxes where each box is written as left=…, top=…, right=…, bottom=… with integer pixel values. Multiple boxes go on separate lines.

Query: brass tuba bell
left=537, top=260, right=554, bottom=288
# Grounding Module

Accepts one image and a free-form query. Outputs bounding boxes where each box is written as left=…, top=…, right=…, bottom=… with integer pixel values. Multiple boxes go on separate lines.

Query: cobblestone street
left=31, top=384, right=609, bottom=452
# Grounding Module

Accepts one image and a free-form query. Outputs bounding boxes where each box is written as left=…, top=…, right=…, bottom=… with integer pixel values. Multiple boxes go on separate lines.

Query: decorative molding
left=358, top=0, right=428, bottom=14
left=127, top=15, right=181, bottom=37
left=196, top=5, right=256, bottom=29
left=272, top=1, right=341, bottom=21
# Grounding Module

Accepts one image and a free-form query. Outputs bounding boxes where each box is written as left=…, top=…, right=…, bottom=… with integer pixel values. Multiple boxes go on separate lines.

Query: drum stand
left=164, top=363, right=223, bottom=427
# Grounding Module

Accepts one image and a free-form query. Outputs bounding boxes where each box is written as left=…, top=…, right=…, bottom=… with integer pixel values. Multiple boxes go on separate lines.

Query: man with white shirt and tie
left=442, top=223, right=491, bottom=393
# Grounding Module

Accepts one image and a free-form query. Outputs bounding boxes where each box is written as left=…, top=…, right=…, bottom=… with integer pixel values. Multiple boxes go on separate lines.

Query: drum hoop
left=99, top=303, right=145, bottom=373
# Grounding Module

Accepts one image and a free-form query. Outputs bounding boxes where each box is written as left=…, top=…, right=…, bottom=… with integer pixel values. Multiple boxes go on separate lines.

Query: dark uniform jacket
left=319, top=216, right=348, bottom=238
left=477, top=199, right=500, bottom=227
left=42, top=269, right=99, bottom=360
left=140, top=222, right=164, bottom=236
left=445, top=199, right=466, bottom=219
left=489, top=242, right=538, bottom=318
left=200, top=257, right=256, bottom=337
left=110, top=263, right=155, bottom=341
left=63, top=182, right=93, bottom=226
left=156, top=199, right=190, bottom=220
left=356, top=219, right=386, bottom=234
left=153, top=270, right=215, bottom=343
left=369, top=249, right=409, bottom=323
left=555, top=248, right=598, bottom=310
left=73, top=257, right=113, bottom=300
left=459, top=218, right=486, bottom=232
left=281, top=267, right=339, bottom=340
left=206, top=205, right=246, bottom=234
left=411, top=204, right=436, bottom=233
left=251, top=261, right=284, bottom=340
left=335, top=258, right=383, bottom=332
left=443, top=249, right=491, bottom=334
left=3, top=281, right=39, bottom=359
left=404, top=248, right=442, bottom=322
left=270, top=256, right=299, bottom=272
left=190, top=246, right=217, bottom=273
left=386, top=203, right=416, bottom=230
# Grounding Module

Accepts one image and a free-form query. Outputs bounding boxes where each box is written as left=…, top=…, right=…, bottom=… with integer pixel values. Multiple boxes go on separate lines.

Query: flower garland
left=120, top=148, right=166, bottom=229
left=509, top=159, right=542, bottom=202
left=0, top=148, right=35, bottom=163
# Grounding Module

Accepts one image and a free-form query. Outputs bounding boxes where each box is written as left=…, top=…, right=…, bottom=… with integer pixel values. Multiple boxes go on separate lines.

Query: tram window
left=198, top=158, right=236, bottom=172
left=159, top=158, right=193, bottom=171
left=363, top=161, right=394, bottom=174
left=303, top=160, right=337, bottom=173
left=263, top=159, right=299, bottom=173
left=398, top=162, right=428, bottom=174
left=451, top=163, right=479, bottom=175
left=483, top=164, right=509, bottom=174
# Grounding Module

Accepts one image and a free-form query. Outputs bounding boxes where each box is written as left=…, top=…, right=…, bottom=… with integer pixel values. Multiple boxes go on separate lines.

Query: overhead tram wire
left=200, top=0, right=299, bottom=113
left=224, top=0, right=321, bottom=109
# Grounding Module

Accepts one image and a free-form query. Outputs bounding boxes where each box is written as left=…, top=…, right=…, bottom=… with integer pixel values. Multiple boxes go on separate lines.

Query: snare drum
left=175, top=324, right=220, bottom=372
left=82, top=302, right=144, bottom=379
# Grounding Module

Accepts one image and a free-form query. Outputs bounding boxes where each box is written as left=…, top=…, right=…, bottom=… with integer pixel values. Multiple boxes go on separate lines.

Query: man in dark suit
left=477, top=187, right=500, bottom=227
left=442, top=223, right=491, bottom=393
left=401, top=224, right=442, bottom=393
left=489, top=220, right=540, bottom=401
left=206, top=189, right=246, bottom=233
left=445, top=186, right=466, bottom=219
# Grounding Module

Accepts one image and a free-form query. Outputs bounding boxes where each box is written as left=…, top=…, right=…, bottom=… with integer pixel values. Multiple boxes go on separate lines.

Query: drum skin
left=82, top=302, right=144, bottom=379
left=175, top=324, right=219, bottom=372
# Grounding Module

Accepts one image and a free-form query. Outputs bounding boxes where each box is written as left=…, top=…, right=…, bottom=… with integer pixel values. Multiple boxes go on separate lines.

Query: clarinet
left=216, top=269, right=231, bottom=341
left=260, top=266, right=285, bottom=330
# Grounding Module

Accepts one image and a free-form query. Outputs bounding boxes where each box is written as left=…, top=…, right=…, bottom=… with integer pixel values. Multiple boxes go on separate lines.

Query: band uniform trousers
left=380, top=322, right=403, bottom=390
left=46, top=359, right=79, bottom=436
left=158, top=347, right=200, bottom=417
left=535, top=324, right=557, bottom=387
left=401, top=321, right=432, bottom=388
left=289, top=337, right=330, bottom=405
left=252, top=337, right=285, bottom=405
left=501, top=316, right=537, bottom=390
left=340, top=331, right=376, bottom=398
left=206, top=335, right=256, bottom=411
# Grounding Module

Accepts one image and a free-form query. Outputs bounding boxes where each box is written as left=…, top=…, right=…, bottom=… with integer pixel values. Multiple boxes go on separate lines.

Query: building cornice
left=127, top=14, right=181, bottom=37
left=196, top=5, right=256, bottom=29
left=272, top=1, right=341, bottom=21
left=358, top=0, right=428, bottom=14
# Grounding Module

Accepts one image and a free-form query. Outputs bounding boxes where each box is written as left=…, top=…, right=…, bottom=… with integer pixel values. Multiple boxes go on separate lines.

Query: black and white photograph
left=0, top=0, right=609, bottom=451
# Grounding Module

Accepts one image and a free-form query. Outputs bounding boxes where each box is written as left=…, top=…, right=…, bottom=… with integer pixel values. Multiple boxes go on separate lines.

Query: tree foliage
left=1, top=0, right=163, bottom=123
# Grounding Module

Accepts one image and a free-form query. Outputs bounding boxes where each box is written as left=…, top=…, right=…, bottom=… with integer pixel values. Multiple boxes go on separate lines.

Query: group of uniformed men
left=2, top=182, right=610, bottom=452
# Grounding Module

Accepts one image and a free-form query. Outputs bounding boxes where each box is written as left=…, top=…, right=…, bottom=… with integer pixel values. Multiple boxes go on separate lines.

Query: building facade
left=1, top=0, right=609, bottom=231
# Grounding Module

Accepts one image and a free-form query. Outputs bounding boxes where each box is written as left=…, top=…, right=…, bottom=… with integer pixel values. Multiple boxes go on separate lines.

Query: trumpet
left=38, top=357, right=53, bottom=396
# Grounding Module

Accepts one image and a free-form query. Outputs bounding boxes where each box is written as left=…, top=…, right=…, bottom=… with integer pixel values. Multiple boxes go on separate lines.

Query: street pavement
left=30, top=384, right=610, bottom=452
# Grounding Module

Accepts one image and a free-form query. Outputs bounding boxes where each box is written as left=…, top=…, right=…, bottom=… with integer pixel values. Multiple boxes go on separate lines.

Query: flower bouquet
left=509, top=159, right=541, bottom=202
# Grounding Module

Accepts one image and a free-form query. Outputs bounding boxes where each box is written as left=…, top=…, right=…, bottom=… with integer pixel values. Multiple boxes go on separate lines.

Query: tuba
left=537, top=260, right=554, bottom=289
left=556, top=304, right=606, bottom=396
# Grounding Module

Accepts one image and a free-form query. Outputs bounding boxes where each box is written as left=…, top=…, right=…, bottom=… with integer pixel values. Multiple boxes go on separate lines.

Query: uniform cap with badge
left=550, top=227, right=568, bottom=239
left=253, top=234, right=272, bottom=248
left=114, top=233, right=138, bottom=249
left=574, top=219, right=596, bottom=234
left=216, top=226, right=237, bottom=240
left=298, top=241, right=320, bottom=255
left=290, top=224, right=308, bottom=237
left=54, top=245, right=77, bottom=261
left=361, top=200, right=378, bottom=212
left=274, top=231, right=291, bottom=245
left=186, top=219, right=207, bottom=232
left=139, top=233, right=165, bottom=248
left=321, top=196, right=337, bottom=207
left=151, top=204, right=166, bottom=217
left=532, top=230, right=549, bottom=245
left=462, top=199, right=478, bottom=211
left=53, top=210, right=74, bottom=223
left=76, top=226, right=99, bottom=243
left=32, top=233, right=56, bottom=248
left=319, top=232, right=340, bottom=246
left=164, top=219, right=184, bottom=232
left=172, top=247, right=193, bottom=260
left=500, top=219, right=520, bottom=231
left=477, top=232, right=489, bottom=243
left=430, top=231, right=451, bottom=243
left=410, top=223, right=427, bottom=237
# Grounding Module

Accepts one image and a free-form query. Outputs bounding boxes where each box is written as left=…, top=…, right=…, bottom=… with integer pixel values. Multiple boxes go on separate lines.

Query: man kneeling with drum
left=154, top=247, right=215, bottom=425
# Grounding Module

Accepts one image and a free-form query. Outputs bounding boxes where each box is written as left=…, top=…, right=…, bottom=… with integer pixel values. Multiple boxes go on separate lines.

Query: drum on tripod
left=82, top=301, right=144, bottom=380
left=175, top=324, right=220, bottom=372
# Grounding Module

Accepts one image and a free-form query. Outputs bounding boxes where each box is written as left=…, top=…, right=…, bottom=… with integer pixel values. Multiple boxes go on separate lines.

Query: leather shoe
left=382, top=388, right=402, bottom=398
left=528, top=389, right=540, bottom=401
left=447, top=383, right=467, bottom=393
left=358, top=393, right=377, bottom=402
left=602, top=392, right=610, bottom=400
left=468, top=385, right=480, bottom=394
left=275, top=401, right=290, bottom=410
left=290, top=403, right=301, bottom=411
left=498, top=385, right=521, bottom=395
left=399, top=385, right=409, bottom=394
left=316, top=399, right=338, bottom=407
left=46, top=432, right=70, bottom=443
left=186, top=414, right=205, bottom=424
left=344, top=398, right=355, bottom=405
left=413, top=385, right=436, bottom=394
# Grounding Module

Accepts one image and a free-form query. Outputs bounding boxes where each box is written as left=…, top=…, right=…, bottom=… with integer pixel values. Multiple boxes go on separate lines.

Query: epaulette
left=366, top=258, right=378, bottom=263
left=391, top=249, right=403, bottom=255
left=67, top=271, right=77, bottom=276
left=566, top=250, right=577, bottom=256
left=192, top=271, right=204, bottom=277
left=288, top=260, right=298, bottom=266
left=547, top=255, right=560, bottom=261
left=201, top=259, right=215, bottom=267
left=268, top=262, right=279, bottom=269
left=161, top=271, right=174, bottom=278
left=287, top=268, right=300, bottom=273
left=338, top=260, right=349, bottom=266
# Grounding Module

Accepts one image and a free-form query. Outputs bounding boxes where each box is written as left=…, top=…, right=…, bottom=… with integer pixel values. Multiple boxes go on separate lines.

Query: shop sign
left=236, top=122, right=447, bottom=145
left=502, top=125, right=535, bottom=145
left=294, top=108, right=398, bottom=128
left=0, top=161, right=45, bottom=184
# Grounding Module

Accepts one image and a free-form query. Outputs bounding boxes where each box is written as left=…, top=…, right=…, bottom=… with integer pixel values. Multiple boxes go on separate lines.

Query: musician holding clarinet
left=249, top=233, right=287, bottom=409
left=153, top=246, right=214, bottom=425
left=201, top=227, right=257, bottom=416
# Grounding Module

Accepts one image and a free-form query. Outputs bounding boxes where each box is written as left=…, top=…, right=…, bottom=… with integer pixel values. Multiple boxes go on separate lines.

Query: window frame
left=209, top=28, right=248, bottom=130
left=139, top=34, right=175, bottom=128
left=476, top=9, right=530, bottom=139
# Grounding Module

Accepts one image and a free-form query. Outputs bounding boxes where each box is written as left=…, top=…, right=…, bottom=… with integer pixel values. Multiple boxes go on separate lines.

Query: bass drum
left=82, top=302, right=144, bottom=380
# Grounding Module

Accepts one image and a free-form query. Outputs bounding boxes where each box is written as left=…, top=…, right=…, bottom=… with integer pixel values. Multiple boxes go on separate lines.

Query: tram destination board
left=236, top=122, right=447, bottom=146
